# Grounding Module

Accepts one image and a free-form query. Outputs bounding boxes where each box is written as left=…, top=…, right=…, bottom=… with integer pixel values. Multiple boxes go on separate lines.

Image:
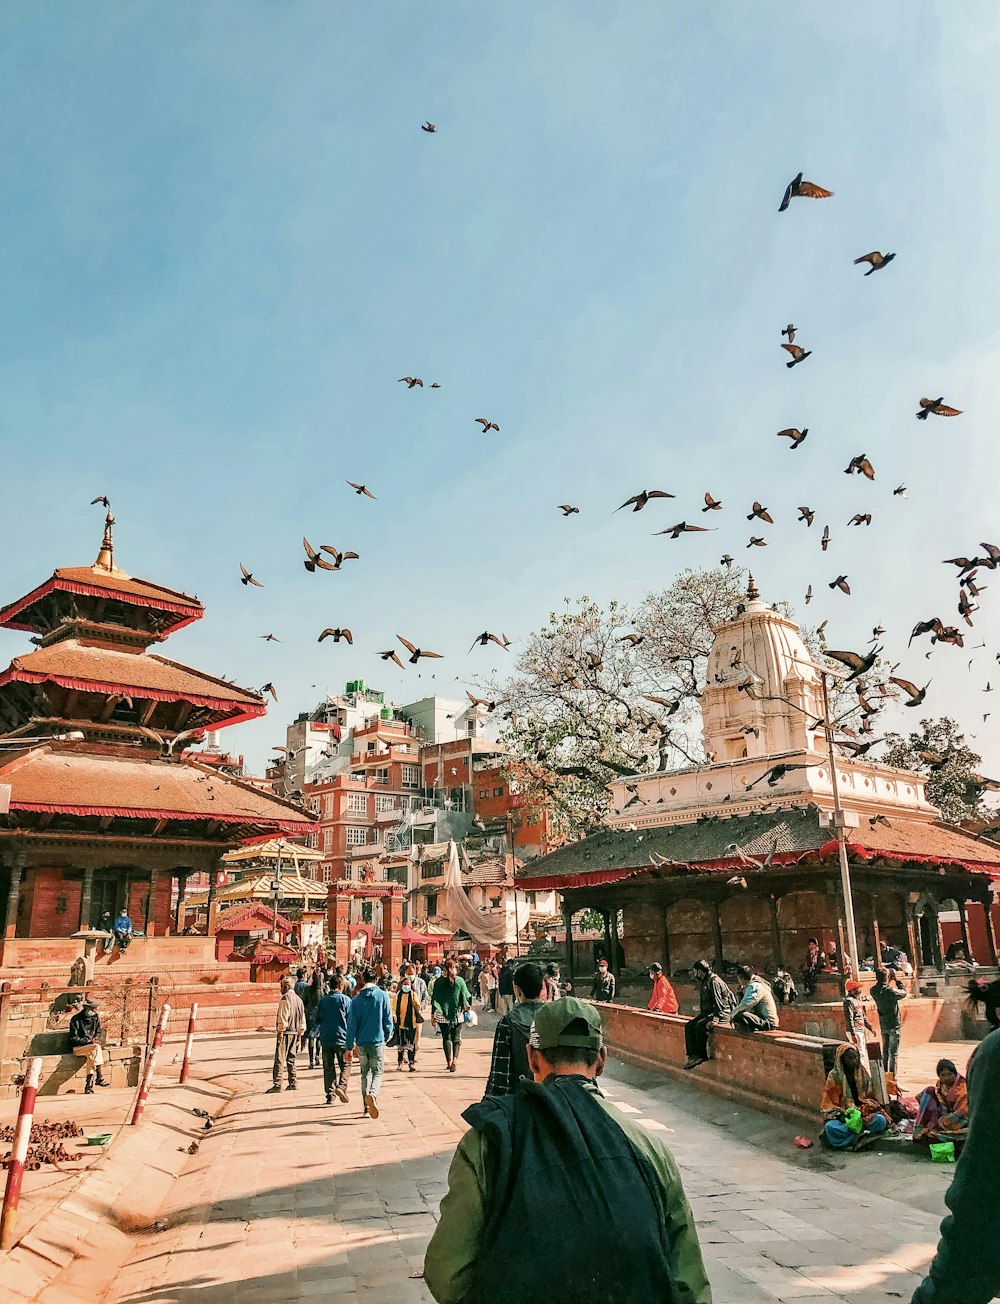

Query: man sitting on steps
left=68, top=995, right=110, bottom=1093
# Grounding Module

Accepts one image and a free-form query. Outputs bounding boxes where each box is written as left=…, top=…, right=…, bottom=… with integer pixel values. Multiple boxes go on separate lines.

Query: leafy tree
left=881, top=717, right=986, bottom=824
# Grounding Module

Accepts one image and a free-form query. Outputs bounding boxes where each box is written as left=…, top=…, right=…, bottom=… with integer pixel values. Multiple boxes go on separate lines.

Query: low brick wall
left=600, top=1003, right=837, bottom=1128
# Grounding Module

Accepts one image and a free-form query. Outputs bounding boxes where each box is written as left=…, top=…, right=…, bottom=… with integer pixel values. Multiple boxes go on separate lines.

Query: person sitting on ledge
left=913, top=1058, right=969, bottom=1150
left=802, top=937, right=825, bottom=997
left=772, top=966, right=797, bottom=1004
left=820, top=1043, right=890, bottom=1149
left=683, top=958, right=736, bottom=1070
left=112, top=908, right=134, bottom=953
left=732, top=965, right=779, bottom=1032
left=646, top=962, right=678, bottom=1015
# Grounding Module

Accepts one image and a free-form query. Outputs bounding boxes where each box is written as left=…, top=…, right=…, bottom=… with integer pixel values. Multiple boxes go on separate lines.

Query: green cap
left=529, top=997, right=604, bottom=1052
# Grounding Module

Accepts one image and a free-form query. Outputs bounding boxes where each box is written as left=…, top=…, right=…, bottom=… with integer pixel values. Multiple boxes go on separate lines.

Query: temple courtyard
left=1, top=1013, right=974, bottom=1304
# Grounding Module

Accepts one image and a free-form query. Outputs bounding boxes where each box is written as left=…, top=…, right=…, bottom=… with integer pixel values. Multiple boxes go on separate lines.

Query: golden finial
left=94, top=512, right=115, bottom=572
left=746, top=573, right=760, bottom=601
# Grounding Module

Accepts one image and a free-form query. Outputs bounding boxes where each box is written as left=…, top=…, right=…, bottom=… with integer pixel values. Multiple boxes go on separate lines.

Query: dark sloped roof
left=515, top=804, right=1000, bottom=890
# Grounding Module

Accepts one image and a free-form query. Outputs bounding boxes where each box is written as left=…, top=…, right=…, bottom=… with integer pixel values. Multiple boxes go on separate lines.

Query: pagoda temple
left=0, top=515, right=315, bottom=970
left=519, top=578, right=1000, bottom=985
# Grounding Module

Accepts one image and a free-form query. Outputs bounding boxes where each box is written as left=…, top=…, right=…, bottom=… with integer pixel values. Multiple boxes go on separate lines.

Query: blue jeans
left=882, top=1028, right=900, bottom=1076
left=824, top=1113, right=888, bottom=1148
left=357, top=1043, right=384, bottom=1101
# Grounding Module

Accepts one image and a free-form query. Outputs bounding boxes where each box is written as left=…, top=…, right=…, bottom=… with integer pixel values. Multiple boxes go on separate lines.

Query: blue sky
left=2, top=2, right=998, bottom=775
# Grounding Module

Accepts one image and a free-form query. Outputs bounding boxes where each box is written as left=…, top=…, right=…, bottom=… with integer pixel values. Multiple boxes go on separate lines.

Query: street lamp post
left=820, top=673, right=860, bottom=981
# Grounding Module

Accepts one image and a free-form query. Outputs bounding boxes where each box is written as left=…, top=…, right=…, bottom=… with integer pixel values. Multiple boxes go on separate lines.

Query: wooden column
left=602, top=911, right=613, bottom=968
left=563, top=898, right=576, bottom=984
left=174, top=872, right=188, bottom=935
left=3, top=847, right=27, bottom=940
left=712, top=901, right=724, bottom=970
left=78, top=866, right=94, bottom=931
left=982, top=898, right=999, bottom=968
left=869, top=891, right=882, bottom=970
left=958, top=899, right=972, bottom=959
left=206, top=863, right=221, bottom=937
left=661, top=903, right=672, bottom=976
left=902, top=895, right=920, bottom=972
left=768, top=895, right=783, bottom=970
left=144, top=867, right=156, bottom=937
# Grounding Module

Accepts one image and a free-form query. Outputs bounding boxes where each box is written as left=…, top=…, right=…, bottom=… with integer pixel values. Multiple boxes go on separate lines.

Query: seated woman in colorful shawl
left=820, top=1043, right=891, bottom=1149
left=913, top=1058, right=968, bottom=1148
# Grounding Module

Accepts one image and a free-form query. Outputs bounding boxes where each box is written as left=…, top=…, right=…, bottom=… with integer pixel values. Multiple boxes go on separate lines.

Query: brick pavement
left=102, top=1018, right=949, bottom=1304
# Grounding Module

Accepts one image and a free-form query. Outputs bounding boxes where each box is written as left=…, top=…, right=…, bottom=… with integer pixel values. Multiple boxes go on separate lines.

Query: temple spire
left=746, top=572, right=760, bottom=601
left=94, top=513, right=115, bottom=572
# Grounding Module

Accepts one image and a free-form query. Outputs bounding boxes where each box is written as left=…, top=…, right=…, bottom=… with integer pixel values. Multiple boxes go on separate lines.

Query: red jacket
left=648, top=974, right=679, bottom=1015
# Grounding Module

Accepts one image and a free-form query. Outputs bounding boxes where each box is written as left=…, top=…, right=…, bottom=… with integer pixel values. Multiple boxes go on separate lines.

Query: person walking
left=68, top=995, right=110, bottom=1093
left=112, top=907, right=134, bottom=953
left=345, top=968, right=394, bottom=1118
left=477, top=964, right=490, bottom=1008
left=732, top=965, right=779, bottom=1031
left=431, top=958, right=472, bottom=1072
left=302, top=968, right=324, bottom=1069
left=912, top=1027, right=1000, bottom=1303
left=683, top=958, right=737, bottom=1069
left=486, top=962, right=498, bottom=1012
left=842, top=979, right=875, bottom=1067
left=497, top=958, right=515, bottom=1016
left=394, top=973, right=420, bottom=1072
left=403, top=962, right=429, bottom=1057
left=269, top=976, right=306, bottom=1093
left=317, top=974, right=352, bottom=1105
left=590, top=957, right=616, bottom=1002
left=423, top=997, right=712, bottom=1304
left=647, top=962, right=679, bottom=1014
left=484, top=961, right=546, bottom=1097
left=870, top=966, right=907, bottom=1078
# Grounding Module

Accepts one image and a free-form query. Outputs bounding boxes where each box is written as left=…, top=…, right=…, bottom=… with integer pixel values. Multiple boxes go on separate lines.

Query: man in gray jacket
left=269, top=975, right=306, bottom=1093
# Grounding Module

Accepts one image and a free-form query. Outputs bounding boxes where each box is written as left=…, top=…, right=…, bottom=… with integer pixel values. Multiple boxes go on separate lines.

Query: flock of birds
left=88, top=150, right=997, bottom=785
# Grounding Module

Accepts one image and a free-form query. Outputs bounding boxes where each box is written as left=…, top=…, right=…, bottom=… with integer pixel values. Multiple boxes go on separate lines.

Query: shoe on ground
left=365, top=1094, right=379, bottom=1119
left=409, top=1063, right=416, bottom=1073
left=683, top=1057, right=707, bottom=1071
left=287, top=1083, right=297, bottom=1091
left=325, top=1093, right=333, bottom=1104
left=267, top=1084, right=282, bottom=1093
left=397, top=1062, right=405, bottom=1071
left=449, top=1061, right=457, bottom=1073
left=335, top=1086, right=349, bottom=1103
left=445, top=1060, right=453, bottom=1072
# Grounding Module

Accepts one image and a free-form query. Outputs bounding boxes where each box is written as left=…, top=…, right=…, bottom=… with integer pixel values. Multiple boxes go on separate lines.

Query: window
left=420, top=864, right=442, bottom=880
left=426, top=893, right=438, bottom=917
left=478, top=789, right=489, bottom=800
left=347, top=792, right=367, bottom=814
left=322, top=865, right=333, bottom=884
left=325, top=796, right=334, bottom=819
left=375, top=795, right=396, bottom=813
left=402, top=765, right=419, bottom=788
left=346, top=827, right=368, bottom=846
left=375, top=768, right=389, bottom=786
left=361, top=901, right=374, bottom=924
left=343, top=865, right=353, bottom=881
left=493, top=787, right=504, bottom=797
left=322, top=830, right=332, bottom=851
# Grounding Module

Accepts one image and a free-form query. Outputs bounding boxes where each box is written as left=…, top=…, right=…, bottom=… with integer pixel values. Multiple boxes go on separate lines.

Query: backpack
left=507, top=1018, right=531, bottom=1091
left=464, top=1079, right=679, bottom=1304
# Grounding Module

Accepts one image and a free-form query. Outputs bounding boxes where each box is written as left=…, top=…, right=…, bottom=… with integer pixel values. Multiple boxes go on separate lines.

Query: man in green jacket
left=423, top=997, right=712, bottom=1304
left=912, top=1027, right=1000, bottom=1304
left=431, top=958, right=472, bottom=1073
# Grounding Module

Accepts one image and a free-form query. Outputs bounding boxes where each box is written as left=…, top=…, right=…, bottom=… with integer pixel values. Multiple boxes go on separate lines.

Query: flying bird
left=746, top=761, right=822, bottom=789
left=619, top=633, right=644, bottom=647
left=805, top=585, right=813, bottom=605
left=421, top=122, right=437, bottom=133
left=303, top=538, right=336, bottom=573
left=642, top=694, right=682, bottom=715
left=777, top=428, right=808, bottom=449
left=616, top=489, right=675, bottom=513
left=825, top=646, right=881, bottom=681
left=702, top=493, right=722, bottom=512
left=916, top=397, right=962, bottom=419
left=318, top=628, right=353, bottom=644
left=91, top=495, right=111, bottom=508
left=848, top=514, right=872, bottom=527
left=816, top=620, right=828, bottom=640
left=747, top=502, right=774, bottom=523
left=260, top=682, right=278, bottom=702
left=240, top=564, right=263, bottom=588
left=469, top=631, right=509, bottom=653
left=466, top=691, right=501, bottom=712
left=821, top=525, right=831, bottom=552
left=475, top=418, right=500, bottom=433
left=845, top=454, right=875, bottom=480
left=781, top=324, right=796, bottom=343
left=654, top=522, right=715, bottom=539
left=894, top=485, right=907, bottom=498
left=398, top=376, right=424, bottom=388
left=347, top=481, right=376, bottom=498
left=260, top=634, right=281, bottom=643
left=397, top=635, right=443, bottom=664
left=377, top=650, right=404, bottom=668
left=321, top=545, right=360, bottom=570
left=798, top=506, right=815, bottom=526
left=890, top=676, right=930, bottom=707
left=853, top=251, right=896, bottom=275
left=782, top=343, right=812, bottom=368
left=778, top=172, right=833, bottom=212
left=747, top=536, right=767, bottom=548
left=557, top=504, right=580, bottom=516
left=829, top=575, right=851, bottom=595
left=720, top=554, right=734, bottom=569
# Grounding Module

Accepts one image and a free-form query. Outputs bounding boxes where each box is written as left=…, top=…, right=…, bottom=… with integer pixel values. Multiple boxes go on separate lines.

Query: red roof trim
left=0, top=667, right=264, bottom=722
left=818, top=838, right=1000, bottom=876
left=518, top=866, right=652, bottom=891
left=0, top=576, right=202, bottom=633
left=9, top=799, right=310, bottom=830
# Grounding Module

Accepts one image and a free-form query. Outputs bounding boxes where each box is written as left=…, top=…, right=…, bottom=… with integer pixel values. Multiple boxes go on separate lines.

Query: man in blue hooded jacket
left=345, top=968, right=393, bottom=1118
